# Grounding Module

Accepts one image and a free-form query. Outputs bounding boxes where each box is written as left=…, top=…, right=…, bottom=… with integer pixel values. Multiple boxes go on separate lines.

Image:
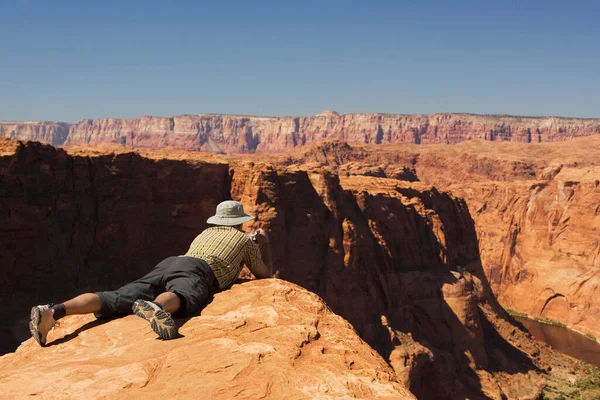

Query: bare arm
left=246, top=229, right=273, bottom=279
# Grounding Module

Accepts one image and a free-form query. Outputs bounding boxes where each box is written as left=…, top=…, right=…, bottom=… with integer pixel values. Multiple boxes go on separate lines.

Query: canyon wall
left=0, top=138, right=550, bottom=399
left=293, top=137, right=600, bottom=340
left=0, top=121, right=70, bottom=147
left=0, top=139, right=231, bottom=298
left=230, top=168, right=546, bottom=398
left=452, top=168, right=600, bottom=338
left=3, top=111, right=600, bottom=152
left=0, top=138, right=231, bottom=359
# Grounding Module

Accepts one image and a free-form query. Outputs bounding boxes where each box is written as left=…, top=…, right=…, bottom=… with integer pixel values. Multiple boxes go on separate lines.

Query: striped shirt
left=184, top=226, right=265, bottom=289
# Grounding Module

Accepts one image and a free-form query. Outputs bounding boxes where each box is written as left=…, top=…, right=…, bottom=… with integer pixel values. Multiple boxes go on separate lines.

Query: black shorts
left=95, top=256, right=218, bottom=319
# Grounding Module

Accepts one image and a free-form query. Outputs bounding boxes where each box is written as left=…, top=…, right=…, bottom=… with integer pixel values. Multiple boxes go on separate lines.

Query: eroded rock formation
left=0, top=279, right=415, bottom=399
left=0, top=121, right=70, bottom=147
left=287, top=136, right=600, bottom=340
left=0, top=137, right=575, bottom=399
left=3, top=111, right=600, bottom=152
left=230, top=167, right=551, bottom=398
left=452, top=168, right=600, bottom=338
left=0, top=139, right=230, bottom=298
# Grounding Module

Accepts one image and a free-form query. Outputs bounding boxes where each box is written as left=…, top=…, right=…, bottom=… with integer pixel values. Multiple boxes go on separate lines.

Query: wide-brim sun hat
left=207, top=200, right=255, bottom=226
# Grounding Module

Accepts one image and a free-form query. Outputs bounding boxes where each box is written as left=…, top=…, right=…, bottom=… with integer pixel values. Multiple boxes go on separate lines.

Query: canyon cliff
left=288, top=136, right=600, bottom=340
left=0, top=137, right=576, bottom=399
left=451, top=168, right=600, bottom=339
left=0, top=121, right=70, bottom=147
left=3, top=111, right=600, bottom=152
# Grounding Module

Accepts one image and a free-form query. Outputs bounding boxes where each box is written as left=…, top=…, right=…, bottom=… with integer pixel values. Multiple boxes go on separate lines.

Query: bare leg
left=30, top=293, right=101, bottom=346
left=63, top=292, right=181, bottom=315
left=153, top=292, right=181, bottom=314
left=63, top=293, right=102, bottom=315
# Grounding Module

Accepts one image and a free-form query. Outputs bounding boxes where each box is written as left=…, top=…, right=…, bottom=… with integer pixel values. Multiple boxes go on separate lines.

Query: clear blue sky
left=1, top=0, right=599, bottom=122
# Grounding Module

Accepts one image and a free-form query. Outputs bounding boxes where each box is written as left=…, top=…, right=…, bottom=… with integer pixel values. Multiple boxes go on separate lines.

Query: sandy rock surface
left=0, top=279, right=414, bottom=399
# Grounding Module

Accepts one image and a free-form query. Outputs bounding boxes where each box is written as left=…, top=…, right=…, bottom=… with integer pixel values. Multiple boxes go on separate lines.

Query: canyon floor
left=1, top=135, right=599, bottom=399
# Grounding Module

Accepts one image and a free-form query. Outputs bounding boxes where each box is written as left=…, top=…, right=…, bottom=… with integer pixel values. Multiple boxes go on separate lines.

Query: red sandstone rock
left=0, top=279, right=415, bottom=399
left=0, top=138, right=230, bottom=355
left=3, top=112, right=600, bottom=152
left=288, top=136, right=600, bottom=340
left=229, top=166, right=547, bottom=398
left=451, top=171, right=600, bottom=338
left=2, top=137, right=597, bottom=399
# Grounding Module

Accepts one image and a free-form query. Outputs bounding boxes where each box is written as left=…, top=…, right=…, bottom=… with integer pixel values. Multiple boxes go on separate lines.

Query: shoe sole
left=132, top=300, right=154, bottom=321
left=133, top=300, right=178, bottom=340
left=29, top=307, right=44, bottom=346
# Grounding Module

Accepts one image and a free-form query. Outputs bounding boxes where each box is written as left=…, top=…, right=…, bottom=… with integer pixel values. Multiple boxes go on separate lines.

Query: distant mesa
left=1, top=111, right=600, bottom=153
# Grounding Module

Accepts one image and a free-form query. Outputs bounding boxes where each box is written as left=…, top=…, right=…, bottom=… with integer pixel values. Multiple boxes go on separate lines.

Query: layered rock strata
left=3, top=111, right=600, bottom=152
left=290, top=137, right=600, bottom=339
left=0, top=121, right=70, bottom=147
left=0, top=138, right=231, bottom=356
left=452, top=169, right=600, bottom=338
left=0, top=138, right=557, bottom=399
left=231, top=168, right=550, bottom=399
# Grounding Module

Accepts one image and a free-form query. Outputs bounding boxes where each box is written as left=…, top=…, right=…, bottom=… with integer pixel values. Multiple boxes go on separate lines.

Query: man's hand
left=248, top=228, right=268, bottom=246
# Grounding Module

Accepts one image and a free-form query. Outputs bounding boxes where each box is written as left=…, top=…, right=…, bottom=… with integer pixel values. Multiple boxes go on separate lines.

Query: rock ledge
left=0, top=279, right=414, bottom=399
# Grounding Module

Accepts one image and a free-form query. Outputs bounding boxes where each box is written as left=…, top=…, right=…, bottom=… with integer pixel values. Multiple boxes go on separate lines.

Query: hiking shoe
left=29, top=305, right=56, bottom=346
left=132, top=299, right=178, bottom=340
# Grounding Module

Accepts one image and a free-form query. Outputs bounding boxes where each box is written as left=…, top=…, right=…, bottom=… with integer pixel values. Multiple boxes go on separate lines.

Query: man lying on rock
left=29, top=200, right=273, bottom=345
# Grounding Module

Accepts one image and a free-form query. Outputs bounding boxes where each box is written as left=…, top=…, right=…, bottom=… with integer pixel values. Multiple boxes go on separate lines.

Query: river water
left=514, top=316, right=600, bottom=367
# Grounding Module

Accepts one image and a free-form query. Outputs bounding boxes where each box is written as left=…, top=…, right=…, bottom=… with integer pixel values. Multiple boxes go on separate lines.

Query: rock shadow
left=46, top=318, right=112, bottom=347
left=260, top=170, right=541, bottom=399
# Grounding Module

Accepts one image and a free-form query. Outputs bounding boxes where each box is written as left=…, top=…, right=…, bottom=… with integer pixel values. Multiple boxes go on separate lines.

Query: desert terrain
left=1, top=113, right=599, bottom=399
